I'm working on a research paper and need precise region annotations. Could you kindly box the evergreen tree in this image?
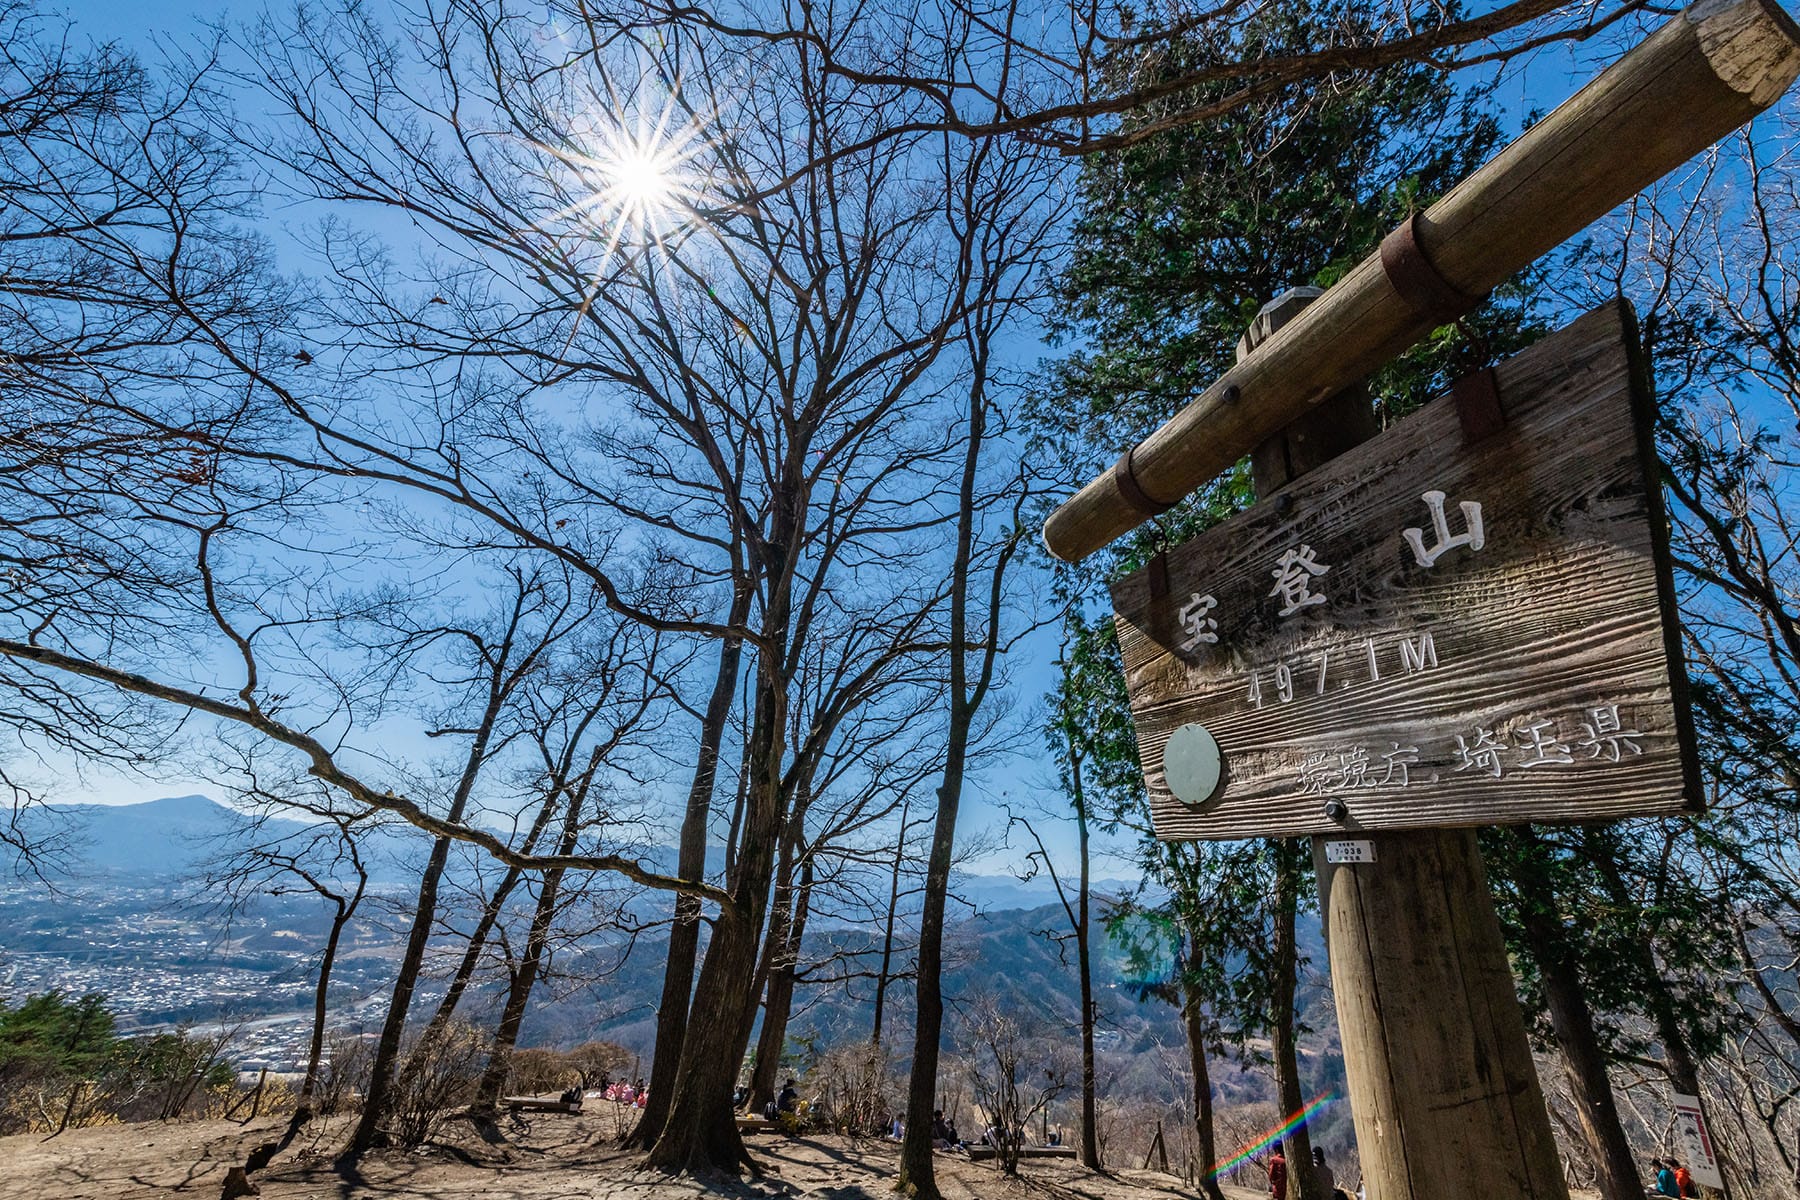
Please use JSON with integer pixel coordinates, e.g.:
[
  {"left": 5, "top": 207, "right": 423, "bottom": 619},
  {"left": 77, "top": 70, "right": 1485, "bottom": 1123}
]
[
  {"left": 1039, "top": 0, "right": 1532, "bottom": 581},
  {"left": 0, "top": 991, "right": 116, "bottom": 1085},
  {"left": 1036, "top": 5, "right": 1541, "bottom": 1198}
]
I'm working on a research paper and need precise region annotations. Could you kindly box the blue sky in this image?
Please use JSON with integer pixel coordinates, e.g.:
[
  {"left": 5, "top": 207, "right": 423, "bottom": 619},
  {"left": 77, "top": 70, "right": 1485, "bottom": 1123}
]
[{"left": 41, "top": 0, "right": 1780, "bottom": 880}]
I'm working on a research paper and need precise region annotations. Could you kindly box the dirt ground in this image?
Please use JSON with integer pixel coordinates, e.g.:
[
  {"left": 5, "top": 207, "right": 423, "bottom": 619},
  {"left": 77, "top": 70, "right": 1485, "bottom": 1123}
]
[{"left": 0, "top": 1108, "right": 1276, "bottom": 1200}]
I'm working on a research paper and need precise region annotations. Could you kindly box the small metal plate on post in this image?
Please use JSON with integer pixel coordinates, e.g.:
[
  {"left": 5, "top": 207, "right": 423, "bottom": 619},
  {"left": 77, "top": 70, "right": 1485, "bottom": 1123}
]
[
  {"left": 1163, "top": 723, "right": 1224, "bottom": 809},
  {"left": 1325, "top": 839, "right": 1377, "bottom": 865}
]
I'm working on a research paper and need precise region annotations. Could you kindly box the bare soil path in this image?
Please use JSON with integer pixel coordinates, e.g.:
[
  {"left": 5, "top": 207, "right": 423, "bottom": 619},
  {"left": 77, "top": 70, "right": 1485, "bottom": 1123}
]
[{"left": 0, "top": 1112, "right": 1275, "bottom": 1200}]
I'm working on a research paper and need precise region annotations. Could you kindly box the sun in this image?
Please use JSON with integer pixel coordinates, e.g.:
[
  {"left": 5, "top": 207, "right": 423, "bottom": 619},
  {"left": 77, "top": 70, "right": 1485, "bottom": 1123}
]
[
  {"left": 609, "top": 145, "right": 675, "bottom": 209},
  {"left": 529, "top": 67, "right": 732, "bottom": 316},
  {"left": 600, "top": 138, "right": 682, "bottom": 230},
  {"left": 539, "top": 86, "right": 716, "bottom": 257}
]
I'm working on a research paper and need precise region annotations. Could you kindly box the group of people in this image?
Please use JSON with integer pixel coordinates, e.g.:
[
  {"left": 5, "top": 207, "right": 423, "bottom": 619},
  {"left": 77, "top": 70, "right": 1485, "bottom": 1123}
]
[
  {"left": 926, "top": 1110, "right": 1063, "bottom": 1153},
  {"left": 601, "top": 1078, "right": 648, "bottom": 1108},
  {"left": 746, "top": 1078, "right": 803, "bottom": 1123},
  {"left": 1651, "top": 1157, "right": 1700, "bottom": 1197},
  {"left": 1266, "top": 1140, "right": 1358, "bottom": 1200},
  {"left": 892, "top": 1108, "right": 1061, "bottom": 1153}
]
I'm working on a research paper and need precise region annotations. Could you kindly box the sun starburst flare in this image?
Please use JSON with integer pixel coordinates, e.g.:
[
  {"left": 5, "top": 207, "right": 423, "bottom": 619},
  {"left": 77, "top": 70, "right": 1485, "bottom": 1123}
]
[
  {"left": 523, "top": 61, "right": 743, "bottom": 364},
  {"left": 537, "top": 81, "right": 722, "bottom": 270}
]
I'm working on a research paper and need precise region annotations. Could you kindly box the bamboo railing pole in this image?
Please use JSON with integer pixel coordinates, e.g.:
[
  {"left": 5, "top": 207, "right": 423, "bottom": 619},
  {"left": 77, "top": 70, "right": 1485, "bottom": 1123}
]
[{"left": 1041, "top": 0, "right": 1800, "bottom": 563}]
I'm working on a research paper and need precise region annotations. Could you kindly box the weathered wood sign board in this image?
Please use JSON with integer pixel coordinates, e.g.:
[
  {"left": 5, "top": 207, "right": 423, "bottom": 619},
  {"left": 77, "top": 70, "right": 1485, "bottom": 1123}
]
[{"left": 1113, "top": 301, "right": 1701, "bottom": 840}]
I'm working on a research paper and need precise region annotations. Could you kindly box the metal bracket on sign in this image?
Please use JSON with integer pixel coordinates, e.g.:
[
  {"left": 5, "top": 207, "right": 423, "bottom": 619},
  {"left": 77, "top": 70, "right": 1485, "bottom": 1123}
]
[
  {"left": 1452, "top": 367, "right": 1505, "bottom": 444},
  {"left": 1148, "top": 551, "right": 1170, "bottom": 600},
  {"left": 1112, "top": 446, "right": 1173, "bottom": 518}
]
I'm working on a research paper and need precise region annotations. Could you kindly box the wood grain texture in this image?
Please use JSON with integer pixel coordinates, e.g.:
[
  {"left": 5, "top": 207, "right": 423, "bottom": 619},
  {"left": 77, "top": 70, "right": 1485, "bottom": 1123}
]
[
  {"left": 1042, "top": 0, "right": 1800, "bottom": 562},
  {"left": 1115, "top": 302, "right": 1700, "bottom": 841},
  {"left": 1316, "top": 830, "right": 1570, "bottom": 1200}
]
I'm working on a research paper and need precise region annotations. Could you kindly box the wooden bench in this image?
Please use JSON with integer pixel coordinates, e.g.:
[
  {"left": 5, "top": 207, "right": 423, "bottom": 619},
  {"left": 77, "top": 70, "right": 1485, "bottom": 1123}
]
[
  {"left": 503, "top": 1095, "right": 582, "bottom": 1114},
  {"left": 966, "top": 1145, "right": 1077, "bottom": 1162},
  {"left": 737, "top": 1116, "right": 774, "bottom": 1134}
]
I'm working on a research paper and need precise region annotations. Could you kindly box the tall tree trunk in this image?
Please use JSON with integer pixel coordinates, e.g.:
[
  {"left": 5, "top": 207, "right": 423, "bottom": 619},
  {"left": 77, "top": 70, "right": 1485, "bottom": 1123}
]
[
  {"left": 347, "top": 835, "right": 473, "bottom": 1152},
  {"left": 871, "top": 801, "right": 909, "bottom": 1048},
  {"left": 900, "top": 346, "right": 999, "bottom": 1200},
  {"left": 632, "top": 588, "right": 748, "bottom": 1146},
  {"left": 345, "top": 655, "right": 512, "bottom": 1158},
  {"left": 1072, "top": 762, "right": 1100, "bottom": 1170},
  {"left": 1516, "top": 897, "right": 1641, "bottom": 1200},
  {"left": 1179, "top": 963, "right": 1227, "bottom": 1200},
  {"left": 749, "top": 855, "right": 814, "bottom": 1113},
  {"left": 642, "top": 596, "right": 790, "bottom": 1174},
  {"left": 898, "top": 772, "right": 962, "bottom": 1199},
  {"left": 345, "top": 834, "right": 454, "bottom": 1154},
  {"left": 641, "top": 808, "right": 780, "bottom": 1171},
  {"left": 1271, "top": 845, "right": 1323, "bottom": 1200},
  {"left": 741, "top": 826, "right": 800, "bottom": 1077}
]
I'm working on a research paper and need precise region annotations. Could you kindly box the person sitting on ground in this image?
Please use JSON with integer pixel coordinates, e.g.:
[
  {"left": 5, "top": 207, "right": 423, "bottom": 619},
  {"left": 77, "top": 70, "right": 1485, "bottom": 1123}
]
[
  {"left": 778, "top": 1079, "right": 800, "bottom": 1114},
  {"left": 1673, "top": 1161, "right": 1697, "bottom": 1198},
  {"left": 1268, "top": 1139, "right": 1288, "bottom": 1200},
  {"left": 1654, "top": 1158, "right": 1680, "bottom": 1196},
  {"left": 931, "top": 1109, "right": 958, "bottom": 1149}
]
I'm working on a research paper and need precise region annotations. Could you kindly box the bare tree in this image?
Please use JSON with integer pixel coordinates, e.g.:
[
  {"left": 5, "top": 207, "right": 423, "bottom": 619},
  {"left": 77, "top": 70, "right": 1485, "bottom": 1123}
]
[
  {"left": 957, "top": 991, "right": 1074, "bottom": 1176},
  {"left": 605, "top": 0, "right": 1662, "bottom": 165},
  {"left": 897, "top": 115, "right": 1060, "bottom": 1200}
]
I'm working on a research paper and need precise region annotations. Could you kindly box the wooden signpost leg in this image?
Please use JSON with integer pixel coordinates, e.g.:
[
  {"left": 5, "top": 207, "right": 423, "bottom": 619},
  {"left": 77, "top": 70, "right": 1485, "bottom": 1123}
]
[
  {"left": 1241, "top": 292, "right": 1568, "bottom": 1200},
  {"left": 1314, "top": 830, "right": 1567, "bottom": 1200}
]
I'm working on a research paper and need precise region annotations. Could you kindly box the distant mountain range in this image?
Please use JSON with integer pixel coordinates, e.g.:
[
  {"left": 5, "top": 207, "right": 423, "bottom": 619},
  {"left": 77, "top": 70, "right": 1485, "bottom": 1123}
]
[
  {"left": 2, "top": 795, "right": 1348, "bottom": 1145},
  {"left": 15, "top": 795, "right": 427, "bottom": 885},
  {"left": 15, "top": 795, "right": 1140, "bottom": 914}
]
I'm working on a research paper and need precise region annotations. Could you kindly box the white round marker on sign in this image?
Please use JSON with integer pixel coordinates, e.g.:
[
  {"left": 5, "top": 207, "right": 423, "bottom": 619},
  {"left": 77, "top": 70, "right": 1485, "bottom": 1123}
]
[{"left": 1163, "top": 722, "right": 1224, "bottom": 808}]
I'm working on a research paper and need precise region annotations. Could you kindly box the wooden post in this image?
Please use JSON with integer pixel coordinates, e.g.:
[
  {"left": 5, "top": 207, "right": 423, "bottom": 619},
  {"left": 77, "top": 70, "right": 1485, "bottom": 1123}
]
[
  {"left": 1242, "top": 292, "right": 1568, "bottom": 1200},
  {"left": 1043, "top": 0, "right": 1800, "bottom": 563},
  {"left": 1315, "top": 831, "right": 1567, "bottom": 1200}
]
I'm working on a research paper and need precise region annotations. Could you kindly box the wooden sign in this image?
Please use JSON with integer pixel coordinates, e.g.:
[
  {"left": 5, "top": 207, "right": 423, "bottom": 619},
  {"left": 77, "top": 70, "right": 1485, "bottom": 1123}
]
[{"left": 1113, "top": 301, "right": 1700, "bottom": 841}]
